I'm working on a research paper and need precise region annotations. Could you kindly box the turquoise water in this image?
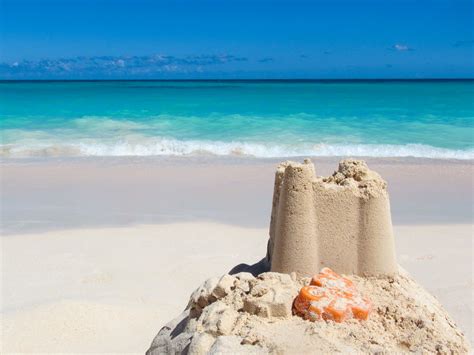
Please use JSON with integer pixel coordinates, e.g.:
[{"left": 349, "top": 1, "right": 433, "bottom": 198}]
[{"left": 1, "top": 80, "right": 473, "bottom": 159}]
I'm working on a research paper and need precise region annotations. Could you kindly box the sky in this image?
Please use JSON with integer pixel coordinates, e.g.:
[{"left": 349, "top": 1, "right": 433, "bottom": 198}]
[{"left": 0, "top": 0, "right": 473, "bottom": 79}]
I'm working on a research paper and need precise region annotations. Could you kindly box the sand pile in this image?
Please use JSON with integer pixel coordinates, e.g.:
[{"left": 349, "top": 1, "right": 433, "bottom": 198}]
[
  {"left": 146, "top": 159, "right": 471, "bottom": 353},
  {"left": 147, "top": 270, "right": 470, "bottom": 354}
]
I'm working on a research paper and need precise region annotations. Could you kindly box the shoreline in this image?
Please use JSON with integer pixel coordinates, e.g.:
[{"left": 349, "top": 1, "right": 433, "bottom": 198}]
[{"left": 2, "top": 155, "right": 473, "bottom": 165}]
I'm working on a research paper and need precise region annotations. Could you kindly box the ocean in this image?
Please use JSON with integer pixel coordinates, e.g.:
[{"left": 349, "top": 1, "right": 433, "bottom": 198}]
[{"left": 1, "top": 80, "right": 473, "bottom": 159}]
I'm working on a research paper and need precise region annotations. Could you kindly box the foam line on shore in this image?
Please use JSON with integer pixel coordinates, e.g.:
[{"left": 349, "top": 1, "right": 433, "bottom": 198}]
[{"left": 1, "top": 139, "right": 473, "bottom": 159}]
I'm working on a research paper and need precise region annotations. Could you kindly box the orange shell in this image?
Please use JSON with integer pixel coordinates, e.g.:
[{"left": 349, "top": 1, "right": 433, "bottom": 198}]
[{"left": 293, "top": 267, "right": 372, "bottom": 323}]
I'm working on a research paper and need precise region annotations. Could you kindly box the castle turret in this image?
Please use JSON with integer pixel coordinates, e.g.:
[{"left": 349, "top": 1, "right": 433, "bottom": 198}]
[{"left": 270, "top": 159, "right": 320, "bottom": 275}]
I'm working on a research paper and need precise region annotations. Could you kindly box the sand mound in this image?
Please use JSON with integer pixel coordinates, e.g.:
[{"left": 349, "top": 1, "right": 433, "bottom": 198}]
[{"left": 146, "top": 270, "right": 470, "bottom": 354}]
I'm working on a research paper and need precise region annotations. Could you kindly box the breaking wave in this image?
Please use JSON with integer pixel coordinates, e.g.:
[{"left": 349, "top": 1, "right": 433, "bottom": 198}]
[{"left": 1, "top": 138, "right": 473, "bottom": 160}]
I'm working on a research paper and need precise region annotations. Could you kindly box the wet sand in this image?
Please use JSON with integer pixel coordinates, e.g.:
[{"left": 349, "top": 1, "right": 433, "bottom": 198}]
[{"left": 1, "top": 156, "right": 472, "bottom": 234}]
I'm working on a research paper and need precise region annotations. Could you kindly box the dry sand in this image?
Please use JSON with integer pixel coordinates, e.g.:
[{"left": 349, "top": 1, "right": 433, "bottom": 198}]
[
  {"left": 1, "top": 223, "right": 267, "bottom": 353},
  {"left": 1, "top": 223, "right": 472, "bottom": 353}
]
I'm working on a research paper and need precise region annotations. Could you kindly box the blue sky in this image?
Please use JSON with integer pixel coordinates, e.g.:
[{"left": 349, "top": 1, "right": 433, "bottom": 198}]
[{"left": 0, "top": 0, "right": 473, "bottom": 79}]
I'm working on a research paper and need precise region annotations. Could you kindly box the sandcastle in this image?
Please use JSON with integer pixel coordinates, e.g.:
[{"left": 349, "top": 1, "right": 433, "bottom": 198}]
[
  {"left": 268, "top": 159, "right": 397, "bottom": 276},
  {"left": 146, "top": 159, "right": 471, "bottom": 354}
]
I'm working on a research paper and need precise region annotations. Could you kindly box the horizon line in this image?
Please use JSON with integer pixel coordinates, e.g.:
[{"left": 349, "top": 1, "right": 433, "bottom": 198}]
[{"left": 1, "top": 78, "right": 474, "bottom": 83}]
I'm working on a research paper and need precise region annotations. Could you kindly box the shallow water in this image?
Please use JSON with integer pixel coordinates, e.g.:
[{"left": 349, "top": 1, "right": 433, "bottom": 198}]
[{"left": 1, "top": 80, "right": 473, "bottom": 159}]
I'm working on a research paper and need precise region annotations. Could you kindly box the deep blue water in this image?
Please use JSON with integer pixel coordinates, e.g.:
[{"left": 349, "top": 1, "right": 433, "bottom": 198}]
[{"left": 1, "top": 80, "right": 473, "bottom": 159}]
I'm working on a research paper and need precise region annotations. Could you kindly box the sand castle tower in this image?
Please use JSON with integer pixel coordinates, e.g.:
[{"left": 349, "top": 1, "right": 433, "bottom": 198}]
[{"left": 269, "top": 159, "right": 397, "bottom": 276}]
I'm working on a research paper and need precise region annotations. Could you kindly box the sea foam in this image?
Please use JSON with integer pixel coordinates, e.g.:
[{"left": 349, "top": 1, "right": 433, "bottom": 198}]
[{"left": 1, "top": 138, "right": 473, "bottom": 159}]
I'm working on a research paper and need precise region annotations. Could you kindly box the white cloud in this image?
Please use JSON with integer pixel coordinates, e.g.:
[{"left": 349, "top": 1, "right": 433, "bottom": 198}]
[
  {"left": 0, "top": 54, "right": 249, "bottom": 78},
  {"left": 393, "top": 44, "right": 412, "bottom": 51}
]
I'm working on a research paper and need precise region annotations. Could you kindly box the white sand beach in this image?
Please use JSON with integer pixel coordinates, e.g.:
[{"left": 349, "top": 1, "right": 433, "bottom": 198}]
[{"left": 1, "top": 157, "right": 473, "bottom": 353}]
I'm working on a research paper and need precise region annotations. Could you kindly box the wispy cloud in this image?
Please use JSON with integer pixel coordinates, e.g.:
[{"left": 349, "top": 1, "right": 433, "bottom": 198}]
[
  {"left": 0, "top": 54, "right": 249, "bottom": 79},
  {"left": 391, "top": 44, "right": 414, "bottom": 52},
  {"left": 258, "top": 57, "right": 274, "bottom": 63},
  {"left": 453, "top": 40, "right": 474, "bottom": 47}
]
